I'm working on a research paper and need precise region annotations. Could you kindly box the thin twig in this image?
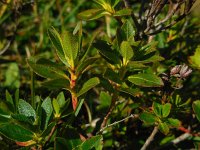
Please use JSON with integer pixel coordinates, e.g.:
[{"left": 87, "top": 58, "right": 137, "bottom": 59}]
[
  {"left": 141, "top": 126, "right": 159, "bottom": 150},
  {"left": 97, "top": 114, "right": 138, "bottom": 134}
]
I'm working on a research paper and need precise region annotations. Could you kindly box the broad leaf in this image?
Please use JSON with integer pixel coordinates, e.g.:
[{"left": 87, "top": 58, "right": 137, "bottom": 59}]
[
  {"left": 27, "top": 58, "right": 69, "bottom": 79},
  {"left": 0, "top": 123, "right": 34, "bottom": 142},
  {"left": 57, "top": 92, "right": 66, "bottom": 108},
  {"left": 193, "top": 100, "right": 200, "bottom": 122},
  {"left": 42, "top": 78, "right": 70, "bottom": 90},
  {"left": 53, "top": 98, "right": 60, "bottom": 116},
  {"left": 139, "top": 112, "right": 156, "bottom": 125},
  {"left": 119, "top": 87, "right": 142, "bottom": 97},
  {"left": 153, "top": 102, "right": 162, "bottom": 117},
  {"left": 189, "top": 47, "right": 200, "bottom": 69},
  {"left": 167, "top": 118, "right": 181, "bottom": 127},
  {"left": 128, "top": 73, "right": 164, "bottom": 87},
  {"left": 114, "top": 8, "right": 132, "bottom": 17},
  {"left": 121, "top": 19, "right": 135, "bottom": 41},
  {"left": 104, "top": 68, "right": 122, "bottom": 84},
  {"left": 162, "top": 103, "right": 171, "bottom": 118},
  {"left": 18, "top": 99, "right": 36, "bottom": 123},
  {"left": 77, "top": 77, "right": 100, "bottom": 97},
  {"left": 48, "top": 27, "right": 68, "bottom": 66}
]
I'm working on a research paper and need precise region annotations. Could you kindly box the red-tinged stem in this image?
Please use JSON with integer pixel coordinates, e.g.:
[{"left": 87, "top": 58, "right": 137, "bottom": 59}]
[{"left": 70, "top": 69, "right": 78, "bottom": 110}]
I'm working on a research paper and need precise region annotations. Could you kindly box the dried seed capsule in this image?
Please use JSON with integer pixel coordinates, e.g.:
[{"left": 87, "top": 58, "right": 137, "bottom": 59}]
[{"left": 170, "top": 65, "right": 181, "bottom": 75}]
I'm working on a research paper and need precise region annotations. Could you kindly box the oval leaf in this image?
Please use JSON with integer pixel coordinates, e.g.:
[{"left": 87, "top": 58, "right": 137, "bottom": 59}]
[
  {"left": 193, "top": 100, "right": 200, "bottom": 122},
  {"left": 128, "top": 73, "right": 164, "bottom": 87}
]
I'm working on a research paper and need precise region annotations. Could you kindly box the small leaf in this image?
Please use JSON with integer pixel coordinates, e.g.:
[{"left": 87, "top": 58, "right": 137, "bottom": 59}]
[
  {"left": 159, "top": 122, "right": 169, "bottom": 135},
  {"left": 189, "top": 47, "right": 200, "bottom": 69},
  {"left": 6, "top": 90, "right": 14, "bottom": 112},
  {"left": 53, "top": 98, "right": 60, "bottom": 116},
  {"left": 57, "top": 92, "right": 66, "bottom": 108},
  {"left": 139, "top": 112, "right": 156, "bottom": 125},
  {"left": 77, "top": 9, "right": 105, "bottom": 20},
  {"left": 42, "top": 78, "right": 70, "bottom": 90},
  {"left": 77, "top": 77, "right": 100, "bottom": 97},
  {"left": 162, "top": 103, "right": 171, "bottom": 118},
  {"left": 0, "top": 123, "right": 34, "bottom": 142},
  {"left": 48, "top": 27, "right": 68, "bottom": 66},
  {"left": 120, "top": 41, "right": 134, "bottom": 64},
  {"left": 114, "top": 8, "right": 132, "bottom": 16},
  {"left": 119, "top": 87, "right": 142, "bottom": 97},
  {"left": 18, "top": 99, "right": 36, "bottom": 123},
  {"left": 167, "top": 118, "right": 181, "bottom": 127},
  {"left": 193, "top": 100, "right": 200, "bottom": 122},
  {"left": 128, "top": 73, "right": 164, "bottom": 87},
  {"left": 27, "top": 58, "right": 69, "bottom": 79},
  {"left": 121, "top": 19, "right": 135, "bottom": 41},
  {"left": 97, "top": 92, "right": 112, "bottom": 110},
  {"left": 153, "top": 102, "right": 162, "bottom": 117}
]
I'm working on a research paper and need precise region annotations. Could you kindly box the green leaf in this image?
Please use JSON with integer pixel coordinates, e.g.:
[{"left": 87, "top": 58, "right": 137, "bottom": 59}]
[
  {"left": 193, "top": 100, "right": 200, "bottom": 122},
  {"left": 41, "top": 122, "right": 56, "bottom": 137},
  {"left": 42, "top": 78, "right": 70, "bottom": 90},
  {"left": 57, "top": 92, "right": 66, "bottom": 108},
  {"left": 93, "top": 40, "right": 121, "bottom": 64},
  {"left": 189, "top": 46, "right": 200, "bottom": 69},
  {"left": 104, "top": 68, "right": 122, "bottom": 84},
  {"left": 167, "top": 118, "right": 181, "bottom": 127},
  {"left": 120, "top": 41, "right": 134, "bottom": 64},
  {"left": 6, "top": 90, "right": 14, "bottom": 112},
  {"left": 77, "top": 9, "right": 105, "bottom": 20},
  {"left": 14, "top": 89, "right": 19, "bottom": 111},
  {"left": 162, "top": 103, "right": 171, "bottom": 118},
  {"left": 119, "top": 87, "right": 142, "bottom": 97},
  {"left": 11, "top": 114, "right": 33, "bottom": 124},
  {"left": 77, "top": 77, "right": 100, "bottom": 97},
  {"left": 62, "top": 31, "right": 79, "bottom": 68},
  {"left": 158, "top": 122, "right": 169, "bottom": 135},
  {"left": 53, "top": 98, "right": 60, "bottom": 116},
  {"left": 121, "top": 19, "right": 135, "bottom": 41},
  {"left": 135, "top": 55, "right": 164, "bottom": 64},
  {"left": 75, "top": 99, "right": 84, "bottom": 116},
  {"left": 27, "top": 58, "right": 69, "bottom": 79},
  {"left": 139, "top": 112, "right": 156, "bottom": 125},
  {"left": 160, "top": 135, "right": 175, "bottom": 145},
  {"left": 114, "top": 8, "right": 132, "bottom": 16},
  {"left": 55, "top": 137, "right": 68, "bottom": 150},
  {"left": 153, "top": 102, "right": 162, "bottom": 117},
  {"left": 74, "top": 135, "right": 103, "bottom": 150},
  {"left": 0, "top": 123, "right": 34, "bottom": 142},
  {"left": 128, "top": 73, "right": 164, "bottom": 87},
  {"left": 41, "top": 97, "right": 53, "bottom": 130},
  {"left": 48, "top": 27, "right": 68, "bottom": 66},
  {"left": 18, "top": 99, "right": 36, "bottom": 123},
  {"left": 97, "top": 91, "right": 112, "bottom": 110}
]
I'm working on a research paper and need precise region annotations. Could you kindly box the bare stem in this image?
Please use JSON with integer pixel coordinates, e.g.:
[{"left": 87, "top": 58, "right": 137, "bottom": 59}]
[
  {"left": 98, "top": 114, "right": 138, "bottom": 134},
  {"left": 141, "top": 126, "right": 158, "bottom": 150}
]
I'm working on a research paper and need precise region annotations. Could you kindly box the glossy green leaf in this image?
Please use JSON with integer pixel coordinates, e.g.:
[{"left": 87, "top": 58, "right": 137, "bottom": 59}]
[
  {"left": 48, "top": 27, "right": 68, "bottom": 66},
  {"left": 27, "top": 58, "right": 69, "bottom": 79},
  {"left": 41, "top": 97, "right": 53, "bottom": 130},
  {"left": 62, "top": 31, "right": 79, "bottom": 68},
  {"left": 77, "top": 77, "right": 100, "bottom": 97},
  {"left": 167, "top": 118, "right": 181, "bottom": 127},
  {"left": 158, "top": 122, "right": 169, "bottom": 135},
  {"left": 0, "top": 123, "right": 34, "bottom": 142},
  {"left": 128, "top": 73, "right": 164, "bottom": 87},
  {"left": 11, "top": 114, "right": 33, "bottom": 124},
  {"left": 42, "top": 78, "right": 70, "bottom": 90},
  {"left": 93, "top": 40, "right": 121, "bottom": 64},
  {"left": 18, "top": 99, "right": 36, "bottom": 123},
  {"left": 5, "top": 90, "right": 14, "bottom": 112},
  {"left": 193, "top": 100, "right": 200, "bottom": 122},
  {"left": 139, "top": 112, "right": 156, "bottom": 125},
  {"left": 74, "top": 135, "right": 103, "bottom": 150},
  {"left": 120, "top": 41, "right": 134, "bottom": 64},
  {"left": 114, "top": 8, "right": 132, "bottom": 16},
  {"left": 162, "top": 103, "right": 171, "bottom": 118},
  {"left": 97, "top": 91, "right": 112, "bottom": 110},
  {"left": 77, "top": 9, "right": 105, "bottom": 20}
]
